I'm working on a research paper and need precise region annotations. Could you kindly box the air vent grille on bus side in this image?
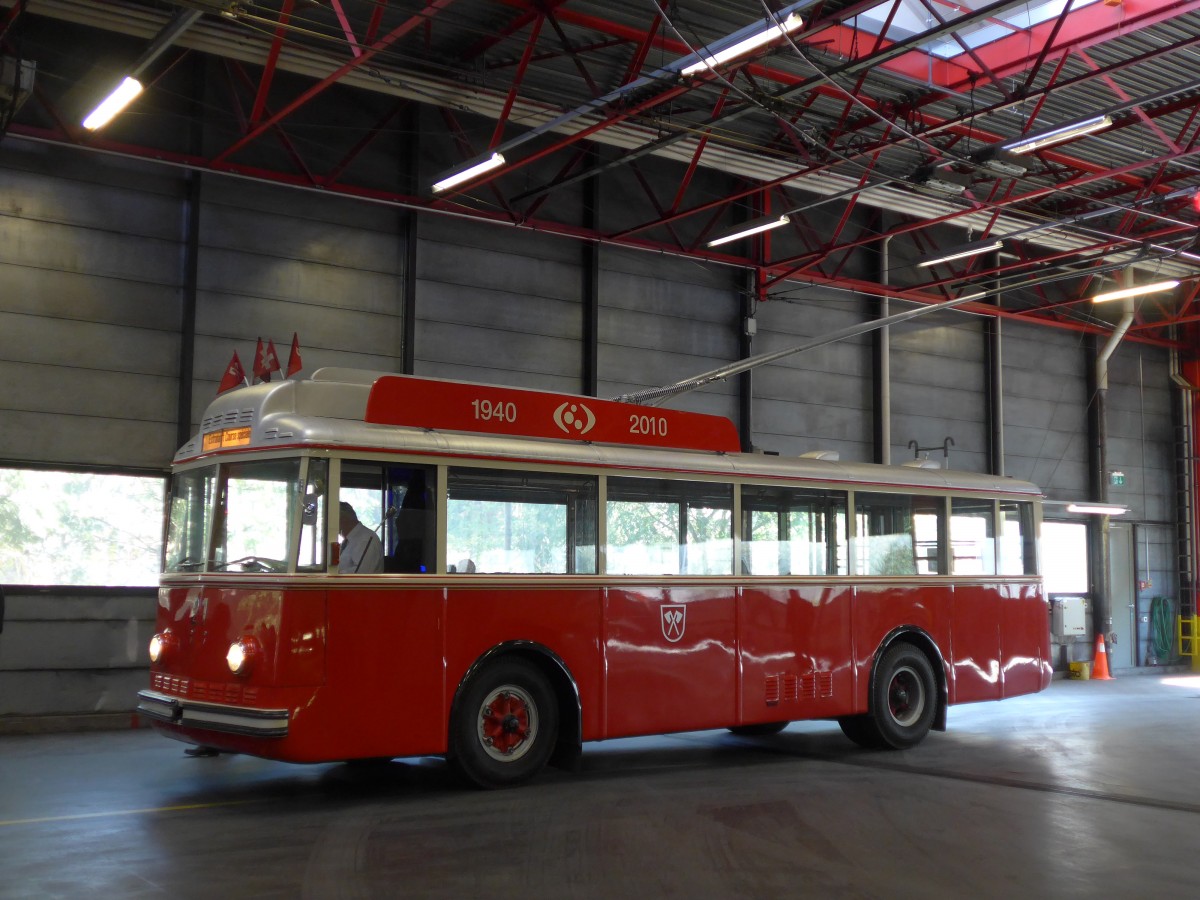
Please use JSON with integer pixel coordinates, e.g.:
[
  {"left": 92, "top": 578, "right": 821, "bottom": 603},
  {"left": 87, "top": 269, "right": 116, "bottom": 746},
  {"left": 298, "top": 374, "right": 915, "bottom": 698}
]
[
  {"left": 200, "top": 409, "right": 256, "bottom": 432},
  {"left": 764, "top": 672, "right": 834, "bottom": 706}
]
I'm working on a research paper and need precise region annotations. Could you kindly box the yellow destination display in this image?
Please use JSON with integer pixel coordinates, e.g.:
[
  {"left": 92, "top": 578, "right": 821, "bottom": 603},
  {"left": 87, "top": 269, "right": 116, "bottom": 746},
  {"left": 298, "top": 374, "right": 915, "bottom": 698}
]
[{"left": 202, "top": 427, "right": 252, "bottom": 452}]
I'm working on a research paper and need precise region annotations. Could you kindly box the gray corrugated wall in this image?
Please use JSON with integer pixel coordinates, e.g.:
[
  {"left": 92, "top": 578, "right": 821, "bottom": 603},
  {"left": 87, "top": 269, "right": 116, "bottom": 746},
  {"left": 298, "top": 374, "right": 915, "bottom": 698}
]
[
  {"left": 1106, "top": 348, "right": 1173, "bottom": 523},
  {"left": 416, "top": 215, "right": 586, "bottom": 392},
  {"left": 597, "top": 245, "right": 740, "bottom": 421},
  {"left": 889, "top": 317, "right": 988, "bottom": 473},
  {"left": 191, "top": 175, "right": 407, "bottom": 424},
  {"left": 1002, "top": 324, "right": 1091, "bottom": 497},
  {"left": 0, "top": 145, "right": 184, "bottom": 469},
  {"left": 753, "top": 289, "right": 873, "bottom": 460},
  {"left": 0, "top": 590, "right": 154, "bottom": 720}
]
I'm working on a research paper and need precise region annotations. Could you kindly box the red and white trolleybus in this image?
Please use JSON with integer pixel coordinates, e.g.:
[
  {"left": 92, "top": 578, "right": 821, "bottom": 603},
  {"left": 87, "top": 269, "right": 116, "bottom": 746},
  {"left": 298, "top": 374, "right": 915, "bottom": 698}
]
[{"left": 138, "top": 368, "right": 1051, "bottom": 787}]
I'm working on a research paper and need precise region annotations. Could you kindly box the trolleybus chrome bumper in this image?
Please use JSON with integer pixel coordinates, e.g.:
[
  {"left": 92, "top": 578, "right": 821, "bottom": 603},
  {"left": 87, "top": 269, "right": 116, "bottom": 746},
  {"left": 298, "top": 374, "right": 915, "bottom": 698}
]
[{"left": 137, "top": 690, "right": 289, "bottom": 738}]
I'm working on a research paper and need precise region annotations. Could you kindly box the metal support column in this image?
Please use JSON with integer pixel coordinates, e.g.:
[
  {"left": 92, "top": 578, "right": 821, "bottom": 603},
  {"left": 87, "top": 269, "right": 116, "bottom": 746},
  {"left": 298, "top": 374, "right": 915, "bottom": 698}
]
[
  {"left": 739, "top": 269, "right": 758, "bottom": 452},
  {"left": 582, "top": 142, "right": 600, "bottom": 397},
  {"left": 873, "top": 234, "right": 892, "bottom": 465},
  {"left": 984, "top": 250, "right": 1004, "bottom": 476},
  {"left": 1087, "top": 334, "right": 1113, "bottom": 649},
  {"left": 177, "top": 171, "right": 199, "bottom": 449},
  {"left": 399, "top": 102, "right": 418, "bottom": 374},
  {"left": 175, "top": 52, "right": 205, "bottom": 448}
]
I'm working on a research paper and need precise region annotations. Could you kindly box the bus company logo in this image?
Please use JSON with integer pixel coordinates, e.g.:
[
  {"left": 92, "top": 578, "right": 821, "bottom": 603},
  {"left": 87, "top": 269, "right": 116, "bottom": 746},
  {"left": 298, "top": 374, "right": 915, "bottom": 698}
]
[
  {"left": 552, "top": 401, "right": 596, "bottom": 437},
  {"left": 661, "top": 605, "right": 686, "bottom": 643}
]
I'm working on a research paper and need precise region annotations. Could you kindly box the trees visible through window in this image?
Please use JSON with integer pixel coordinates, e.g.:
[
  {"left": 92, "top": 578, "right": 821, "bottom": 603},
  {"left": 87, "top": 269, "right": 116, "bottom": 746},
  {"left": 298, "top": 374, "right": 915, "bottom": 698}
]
[
  {"left": 447, "top": 468, "right": 597, "bottom": 574},
  {"left": 742, "top": 485, "right": 848, "bottom": 576},
  {"left": 607, "top": 478, "right": 732, "bottom": 575},
  {"left": 855, "top": 493, "right": 944, "bottom": 575},
  {"left": 0, "top": 467, "right": 165, "bottom": 587}
]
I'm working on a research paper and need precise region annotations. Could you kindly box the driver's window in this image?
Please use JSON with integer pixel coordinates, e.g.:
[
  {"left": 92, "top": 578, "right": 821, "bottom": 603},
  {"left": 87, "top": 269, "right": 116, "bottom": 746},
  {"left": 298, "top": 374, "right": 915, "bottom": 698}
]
[
  {"left": 339, "top": 461, "right": 386, "bottom": 574},
  {"left": 338, "top": 460, "right": 437, "bottom": 574}
]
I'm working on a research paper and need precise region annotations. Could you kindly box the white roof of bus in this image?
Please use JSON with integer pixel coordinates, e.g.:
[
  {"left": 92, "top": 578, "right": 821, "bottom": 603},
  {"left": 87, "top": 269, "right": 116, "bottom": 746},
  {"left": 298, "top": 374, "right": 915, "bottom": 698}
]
[{"left": 179, "top": 370, "right": 1041, "bottom": 498}]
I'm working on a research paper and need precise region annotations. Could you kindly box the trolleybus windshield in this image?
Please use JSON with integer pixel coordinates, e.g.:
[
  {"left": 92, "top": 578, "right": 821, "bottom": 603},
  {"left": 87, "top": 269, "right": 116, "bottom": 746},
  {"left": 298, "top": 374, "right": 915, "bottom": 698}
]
[{"left": 164, "top": 457, "right": 329, "bottom": 575}]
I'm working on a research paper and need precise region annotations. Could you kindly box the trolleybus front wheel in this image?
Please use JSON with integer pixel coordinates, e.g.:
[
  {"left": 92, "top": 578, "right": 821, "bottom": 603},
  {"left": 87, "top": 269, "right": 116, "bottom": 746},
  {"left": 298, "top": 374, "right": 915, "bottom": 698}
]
[{"left": 449, "top": 658, "right": 559, "bottom": 789}]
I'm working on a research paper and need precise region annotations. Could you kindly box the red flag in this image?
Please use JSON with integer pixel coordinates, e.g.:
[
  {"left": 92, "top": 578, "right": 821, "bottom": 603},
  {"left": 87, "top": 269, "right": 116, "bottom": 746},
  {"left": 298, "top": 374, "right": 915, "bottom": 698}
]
[
  {"left": 252, "top": 338, "right": 269, "bottom": 383},
  {"left": 286, "top": 332, "right": 303, "bottom": 378},
  {"left": 264, "top": 339, "right": 282, "bottom": 379},
  {"left": 255, "top": 336, "right": 270, "bottom": 381},
  {"left": 217, "top": 351, "right": 246, "bottom": 394}
]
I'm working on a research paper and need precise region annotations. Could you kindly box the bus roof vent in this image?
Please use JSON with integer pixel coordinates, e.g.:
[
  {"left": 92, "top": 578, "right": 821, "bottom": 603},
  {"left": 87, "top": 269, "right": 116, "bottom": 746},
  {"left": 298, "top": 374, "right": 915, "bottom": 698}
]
[
  {"left": 902, "top": 458, "right": 944, "bottom": 469},
  {"left": 201, "top": 408, "right": 255, "bottom": 431},
  {"left": 800, "top": 450, "right": 839, "bottom": 461}
]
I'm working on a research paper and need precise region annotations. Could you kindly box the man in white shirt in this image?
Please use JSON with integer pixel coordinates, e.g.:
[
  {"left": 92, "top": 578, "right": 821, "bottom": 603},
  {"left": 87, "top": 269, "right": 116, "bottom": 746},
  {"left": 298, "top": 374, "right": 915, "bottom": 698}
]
[{"left": 338, "top": 502, "right": 383, "bottom": 573}]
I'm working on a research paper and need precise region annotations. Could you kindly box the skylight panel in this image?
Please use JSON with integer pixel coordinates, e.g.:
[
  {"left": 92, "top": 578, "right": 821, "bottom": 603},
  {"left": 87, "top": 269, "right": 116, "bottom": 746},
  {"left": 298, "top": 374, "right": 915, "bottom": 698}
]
[{"left": 853, "top": 0, "right": 1103, "bottom": 61}]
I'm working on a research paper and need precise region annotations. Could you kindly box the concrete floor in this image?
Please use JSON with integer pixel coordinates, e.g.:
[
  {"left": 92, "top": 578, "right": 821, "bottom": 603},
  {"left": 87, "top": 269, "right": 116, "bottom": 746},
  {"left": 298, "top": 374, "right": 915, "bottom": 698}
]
[{"left": 2, "top": 675, "right": 1199, "bottom": 899}]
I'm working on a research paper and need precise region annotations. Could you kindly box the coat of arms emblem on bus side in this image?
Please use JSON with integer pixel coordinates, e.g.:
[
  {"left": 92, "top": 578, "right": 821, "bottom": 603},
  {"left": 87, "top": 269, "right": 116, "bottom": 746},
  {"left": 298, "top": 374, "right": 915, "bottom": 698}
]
[
  {"left": 552, "top": 401, "right": 596, "bottom": 436},
  {"left": 661, "top": 605, "right": 686, "bottom": 642}
]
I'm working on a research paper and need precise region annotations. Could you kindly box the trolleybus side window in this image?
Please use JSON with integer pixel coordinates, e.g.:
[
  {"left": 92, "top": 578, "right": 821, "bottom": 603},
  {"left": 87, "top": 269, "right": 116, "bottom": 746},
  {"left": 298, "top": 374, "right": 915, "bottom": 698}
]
[
  {"left": 950, "top": 497, "right": 997, "bottom": 575},
  {"left": 606, "top": 478, "right": 733, "bottom": 576},
  {"left": 446, "top": 468, "right": 598, "bottom": 574},
  {"left": 855, "top": 492, "right": 945, "bottom": 576},
  {"left": 998, "top": 500, "right": 1037, "bottom": 575},
  {"left": 740, "top": 485, "right": 848, "bottom": 576},
  {"left": 339, "top": 461, "right": 437, "bottom": 574}
]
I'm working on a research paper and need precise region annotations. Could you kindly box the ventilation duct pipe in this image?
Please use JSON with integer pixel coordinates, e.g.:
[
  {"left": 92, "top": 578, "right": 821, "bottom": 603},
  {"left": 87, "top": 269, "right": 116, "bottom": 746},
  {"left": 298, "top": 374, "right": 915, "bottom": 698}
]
[{"left": 1092, "top": 295, "right": 1135, "bottom": 655}]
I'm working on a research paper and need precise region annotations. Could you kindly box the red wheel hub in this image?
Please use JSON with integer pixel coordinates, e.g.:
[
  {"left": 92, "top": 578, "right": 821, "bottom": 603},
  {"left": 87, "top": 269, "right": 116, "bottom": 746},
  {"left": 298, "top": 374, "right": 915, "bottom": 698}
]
[{"left": 481, "top": 690, "right": 530, "bottom": 755}]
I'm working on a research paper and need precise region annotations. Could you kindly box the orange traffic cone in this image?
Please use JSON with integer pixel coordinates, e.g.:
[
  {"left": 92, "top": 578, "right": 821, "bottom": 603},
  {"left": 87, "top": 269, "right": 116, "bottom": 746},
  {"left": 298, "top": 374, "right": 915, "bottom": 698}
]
[{"left": 1092, "top": 633, "right": 1114, "bottom": 680}]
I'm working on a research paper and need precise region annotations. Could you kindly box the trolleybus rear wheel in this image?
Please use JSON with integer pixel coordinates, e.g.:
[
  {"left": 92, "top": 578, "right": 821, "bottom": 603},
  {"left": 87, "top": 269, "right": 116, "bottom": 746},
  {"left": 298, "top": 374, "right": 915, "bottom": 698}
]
[
  {"left": 450, "top": 658, "right": 559, "bottom": 789},
  {"left": 870, "top": 642, "right": 937, "bottom": 749}
]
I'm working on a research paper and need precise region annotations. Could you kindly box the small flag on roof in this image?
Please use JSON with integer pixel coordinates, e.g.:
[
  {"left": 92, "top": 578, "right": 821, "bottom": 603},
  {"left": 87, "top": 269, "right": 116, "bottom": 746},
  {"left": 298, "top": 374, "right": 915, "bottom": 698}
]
[{"left": 217, "top": 351, "right": 247, "bottom": 395}]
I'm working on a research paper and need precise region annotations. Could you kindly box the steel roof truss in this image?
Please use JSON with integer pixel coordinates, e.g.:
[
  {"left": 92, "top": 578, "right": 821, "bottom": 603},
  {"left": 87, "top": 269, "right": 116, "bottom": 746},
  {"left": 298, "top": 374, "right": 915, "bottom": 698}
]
[{"left": 212, "top": 0, "right": 460, "bottom": 167}]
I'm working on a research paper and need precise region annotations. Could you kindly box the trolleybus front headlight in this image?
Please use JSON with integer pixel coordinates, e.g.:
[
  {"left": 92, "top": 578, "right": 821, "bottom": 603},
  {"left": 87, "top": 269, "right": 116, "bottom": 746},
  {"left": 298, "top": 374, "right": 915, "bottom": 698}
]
[
  {"left": 226, "top": 636, "right": 261, "bottom": 676},
  {"left": 148, "top": 630, "right": 176, "bottom": 664}
]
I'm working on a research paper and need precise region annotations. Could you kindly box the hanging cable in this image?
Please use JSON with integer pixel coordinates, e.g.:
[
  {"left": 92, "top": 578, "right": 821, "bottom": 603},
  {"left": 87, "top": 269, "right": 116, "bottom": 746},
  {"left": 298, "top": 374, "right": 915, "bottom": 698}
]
[{"left": 1150, "top": 596, "right": 1175, "bottom": 662}]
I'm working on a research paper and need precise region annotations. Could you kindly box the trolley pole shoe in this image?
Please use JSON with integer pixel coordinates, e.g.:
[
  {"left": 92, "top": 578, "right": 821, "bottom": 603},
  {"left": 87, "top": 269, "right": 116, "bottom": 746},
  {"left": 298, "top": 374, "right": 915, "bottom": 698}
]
[{"left": 1092, "top": 633, "right": 1114, "bottom": 680}]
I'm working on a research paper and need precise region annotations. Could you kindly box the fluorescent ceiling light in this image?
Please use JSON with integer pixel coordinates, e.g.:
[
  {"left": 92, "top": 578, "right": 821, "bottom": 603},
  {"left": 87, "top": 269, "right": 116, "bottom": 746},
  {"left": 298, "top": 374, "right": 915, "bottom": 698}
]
[
  {"left": 1066, "top": 503, "right": 1128, "bottom": 516},
  {"left": 1092, "top": 280, "right": 1179, "bottom": 303},
  {"left": 681, "top": 13, "right": 804, "bottom": 76},
  {"left": 82, "top": 76, "right": 143, "bottom": 130},
  {"left": 1004, "top": 115, "right": 1112, "bottom": 155},
  {"left": 432, "top": 152, "right": 506, "bottom": 193},
  {"left": 971, "top": 147, "right": 1031, "bottom": 178},
  {"left": 918, "top": 240, "right": 1004, "bottom": 268},
  {"left": 707, "top": 214, "right": 790, "bottom": 248}
]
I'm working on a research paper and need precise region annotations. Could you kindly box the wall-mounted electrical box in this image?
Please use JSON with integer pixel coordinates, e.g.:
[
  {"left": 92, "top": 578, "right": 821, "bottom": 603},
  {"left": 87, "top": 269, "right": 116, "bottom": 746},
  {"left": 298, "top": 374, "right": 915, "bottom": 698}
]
[{"left": 1051, "top": 594, "right": 1088, "bottom": 637}]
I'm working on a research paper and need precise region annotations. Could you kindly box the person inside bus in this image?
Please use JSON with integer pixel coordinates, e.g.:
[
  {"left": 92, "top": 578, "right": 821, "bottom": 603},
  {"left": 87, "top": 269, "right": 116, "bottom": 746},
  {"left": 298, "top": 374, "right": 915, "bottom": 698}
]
[{"left": 338, "top": 502, "right": 384, "bottom": 574}]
